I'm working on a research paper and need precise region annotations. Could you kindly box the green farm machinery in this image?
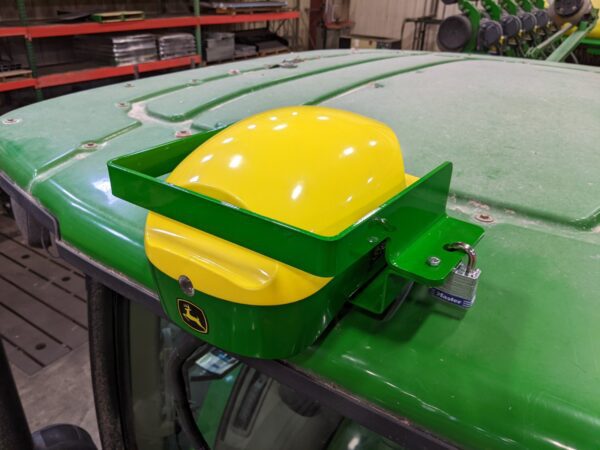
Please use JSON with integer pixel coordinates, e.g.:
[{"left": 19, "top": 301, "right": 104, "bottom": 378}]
[{"left": 437, "top": 0, "right": 600, "bottom": 63}]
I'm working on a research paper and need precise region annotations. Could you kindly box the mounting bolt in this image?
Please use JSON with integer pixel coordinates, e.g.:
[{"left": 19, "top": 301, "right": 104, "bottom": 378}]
[
  {"left": 474, "top": 213, "right": 494, "bottom": 223},
  {"left": 427, "top": 256, "right": 441, "bottom": 267},
  {"left": 82, "top": 142, "right": 98, "bottom": 149},
  {"left": 116, "top": 101, "right": 129, "bottom": 108},
  {"left": 124, "top": 83, "right": 134, "bottom": 88},
  {"left": 179, "top": 275, "right": 195, "bottom": 296},
  {"left": 2, "top": 118, "right": 21, "bottom": 125},
  {"left": 175, "top": 129, "right": 192, "bottom": 138}
]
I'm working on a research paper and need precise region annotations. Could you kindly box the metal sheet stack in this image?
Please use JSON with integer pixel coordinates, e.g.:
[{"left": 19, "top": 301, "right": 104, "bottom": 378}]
[
  {"left": 234, "top": 44, "right": 257, "bottom": 58},
  {"left": 157, "top": 33, "right": 196, "bottom": 60},
  {"left": 202, "top": 32, "right": 235, "bottom": 62},
  {"left": 199, "top": 1, "right": 288, "bottom": 13},
  {"left": 74, "top": 34, "right": 158, "bottom": 66}
]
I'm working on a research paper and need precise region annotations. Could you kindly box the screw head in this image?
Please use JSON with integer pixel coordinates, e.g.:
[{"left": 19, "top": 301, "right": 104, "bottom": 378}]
[
  {"left": 82, "top": 142, "right": 98, "bottom": 149},
  {"left": 475, "top": 213, "right": 494, "bottom": 223},
  {"left": 2, "top": 118, "right": 20, "bottom": 125},
  {"left": 427, "top": 256, "right": 441, "bottom": 267},
  {"left": 175, "top": 129, "right": 192, "bottom": 138},
  {"left": 116, "top": 101, "right": 129, "bottom": 108},
  {"left": 179, "top": 275, "right": 195, "bottom": 296},
  {"left": 124, "top": 83, "right": 134, "bottom": 88}
]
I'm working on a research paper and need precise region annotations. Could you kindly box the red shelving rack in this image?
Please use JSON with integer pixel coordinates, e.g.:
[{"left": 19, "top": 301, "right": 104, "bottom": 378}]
[
  {"left": 37, "top": 55, "right": 202, "bottom": 88},
  {"left": 0, "top": 26, "right": 26, "bottom": 38},
  {"left": 0, "top": 78, "right": 36, "bottom": 93},
  {"left": 0, "top": 10, "right": 300, "bottom": 93}
]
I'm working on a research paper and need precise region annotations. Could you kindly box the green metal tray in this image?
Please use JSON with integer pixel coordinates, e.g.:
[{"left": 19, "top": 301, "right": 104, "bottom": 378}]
[{"left": 107, "top": 130, "right": 484, "bottom": 285}]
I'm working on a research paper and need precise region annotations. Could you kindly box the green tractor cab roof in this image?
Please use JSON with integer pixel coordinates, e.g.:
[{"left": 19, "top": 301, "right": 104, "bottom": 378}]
[{"left": 1, "top": 49, "right": 600, "bottom": 449}]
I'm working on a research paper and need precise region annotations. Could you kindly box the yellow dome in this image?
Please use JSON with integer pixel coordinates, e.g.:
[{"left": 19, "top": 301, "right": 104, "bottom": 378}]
[
  {"left": 167, "top": 106, "right": 407, "bottom": 236},
  {"left": 145, "top": 106, "right": 413, "bottom": 305}
]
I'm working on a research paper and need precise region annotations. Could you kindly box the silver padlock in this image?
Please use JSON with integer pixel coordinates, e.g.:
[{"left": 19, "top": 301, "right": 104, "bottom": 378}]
[{"left": 429, "top": 242, "right": 481, "bottom": 309}]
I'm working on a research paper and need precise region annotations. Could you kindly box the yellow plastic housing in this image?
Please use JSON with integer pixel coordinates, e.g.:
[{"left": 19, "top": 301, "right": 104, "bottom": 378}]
[
  {"left": 590, "top": 0, "right": 600, "bottom": 38},
  {"left": 146, "top": 106, "right": 413, "bottom": 305}
]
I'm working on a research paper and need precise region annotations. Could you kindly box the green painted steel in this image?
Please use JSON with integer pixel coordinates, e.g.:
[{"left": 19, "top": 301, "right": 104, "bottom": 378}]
[
  {"left": 481, "top": 0, "right": 503, "bottom": 21},
  {"left": 109, "top": 138, "right": 482, "bottom": 357},
  {"left": 154, "top": 247, "right": 381, "bottom": 358},
  {"left": 546, "top": 13, "right": 599, "bottom": 61},
  {"left": 450, "top": 0, "right": 599, "bottom": 61},
  {"left": 1, "top": 50, "right": 600, "bottom": 448},
  {"left": 108, "top": 142, "right": 482, "bottom": 280},
  {"left": 456, "top": 0, "right": 482, "bottom": 53}
]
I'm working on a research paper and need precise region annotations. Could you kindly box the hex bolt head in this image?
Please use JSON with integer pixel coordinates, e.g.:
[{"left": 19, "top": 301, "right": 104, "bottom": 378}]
[
  {"left": 175, "top": 129, "right": 192, "bottom": 138},
  {"left": 427, "top": 256, "right": 441, "bottom": 267},
  {"left": 475, "top": 213, "right": 494, "bottom": 223},
  {"left": 179, "top": 275, "right": 195, "bottom": 296}
]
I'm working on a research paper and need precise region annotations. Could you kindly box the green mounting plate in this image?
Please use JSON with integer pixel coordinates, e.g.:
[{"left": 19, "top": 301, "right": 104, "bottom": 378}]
[{"left": 107, "top": 130, "right": 484, "bottom": 285}]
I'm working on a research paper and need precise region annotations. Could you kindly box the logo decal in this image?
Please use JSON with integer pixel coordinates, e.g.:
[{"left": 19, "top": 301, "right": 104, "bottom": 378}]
[{"left": 177, "top": 299, "right": 208, "bottom": 334}]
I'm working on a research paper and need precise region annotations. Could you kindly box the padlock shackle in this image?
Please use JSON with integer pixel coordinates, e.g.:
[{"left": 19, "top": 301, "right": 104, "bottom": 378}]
[{"left": 445, "top": 242, "right": 477, "bottom": 275}]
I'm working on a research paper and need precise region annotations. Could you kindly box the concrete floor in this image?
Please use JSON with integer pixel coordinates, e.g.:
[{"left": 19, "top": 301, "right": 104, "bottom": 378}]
[
  {"left": 11, "top": 343, "right": 101, "bottom": 448},
  {"left": 0, "top": 208, "right": 101, "bottom": 448}
]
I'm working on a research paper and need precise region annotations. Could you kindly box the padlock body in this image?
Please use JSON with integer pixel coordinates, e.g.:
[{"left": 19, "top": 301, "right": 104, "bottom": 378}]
[{"left": 430, "top": 262, "right": 481, "bottom": 309}]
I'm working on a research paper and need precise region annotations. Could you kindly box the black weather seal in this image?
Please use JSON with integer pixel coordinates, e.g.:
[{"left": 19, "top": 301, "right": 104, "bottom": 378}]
[
  {"left": 0, "top": 172, "right": 59, "bottom": 236},
  {"left": 237, "top": 357, "right": 458, "bottom": 450},
  {"left": 167, "top": 333, "right": 211, "bottom": 450},
  {"left": 0, "top": 172, "right": 164, "bottom": 318},
  {"left": 0, "top": 341, "right": 34, "bottom": 450},
  {"left": 86, "top": 278, "right": 126, "bottom": 450},
  {"left": 57, "top": 240, "right": 165, "bottom": 319}
]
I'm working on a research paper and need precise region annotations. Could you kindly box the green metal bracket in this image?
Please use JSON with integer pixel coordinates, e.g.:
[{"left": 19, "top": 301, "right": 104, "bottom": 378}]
[
  {"left": 108, "top": 131, "right": 484, "bottom": 284},
  {"left": 516, "top": 0, "right": 533, "bottom": 13},
  {"left": 457, "top": 0, "right": 484, "bottom": 52},
  {"left": 482, "top": 0, "right": 503, "bottom": 21},
  {"left": 350, "top": 268, "right": 411, "bottom": 314},
  {"left": 531, "top": 0, "right": 545, "bottom": 10},
  {"left": 527, "top": 22, "right": 576, "bottom": 58},
  {"left": 546, "top": 10, "right": 599, "bottom": 62},
  {"left": 499, "top": 0, "right": 518, "bottom": 16},
  {"left": 581, "top": 37, "right": 600, "bottom": 47}
]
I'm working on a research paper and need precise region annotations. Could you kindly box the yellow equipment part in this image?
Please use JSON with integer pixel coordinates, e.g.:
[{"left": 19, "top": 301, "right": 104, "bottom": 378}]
[
  {"left": 590, "top": 0, "right": 600, "bottom": 38},
  {"left": 146, "top": 106, "right": 416, "bottom": 305},
  {"left": 557, "top": 0, "right": 600, "bottom": 37}
]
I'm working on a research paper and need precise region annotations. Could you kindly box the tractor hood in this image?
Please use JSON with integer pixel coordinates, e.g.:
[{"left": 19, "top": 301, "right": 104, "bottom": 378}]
[{"left": 1, "top": 50, "right": 600, "bottom": 449}]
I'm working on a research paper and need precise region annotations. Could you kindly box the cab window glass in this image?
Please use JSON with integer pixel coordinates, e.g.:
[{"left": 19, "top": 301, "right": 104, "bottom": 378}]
[
  {"left": 186, "top": 348, "right": 403, "bottom": 450},
  {"left": 127, "top": 303, "right": 403, "bottom": 450}
]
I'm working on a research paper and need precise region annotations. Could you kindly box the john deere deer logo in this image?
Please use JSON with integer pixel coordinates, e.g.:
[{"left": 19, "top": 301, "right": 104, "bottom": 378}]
[{"left": 177, "top": 299, "right": 208, "bottom": 334}]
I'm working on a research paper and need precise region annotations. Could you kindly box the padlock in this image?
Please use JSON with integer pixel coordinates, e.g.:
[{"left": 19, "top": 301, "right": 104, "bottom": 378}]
[{"left": 429, "top": 242, "right": 481, "bottom": 309}]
